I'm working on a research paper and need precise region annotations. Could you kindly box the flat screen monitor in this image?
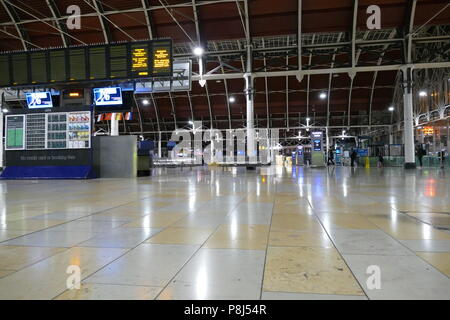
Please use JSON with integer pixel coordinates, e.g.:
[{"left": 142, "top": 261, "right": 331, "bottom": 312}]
[
  {"left": 93, "top": 87, "right": 122, "bottom": 106},
  {"left": 25, "top": 92, "right": 53, "bottom": 109}
]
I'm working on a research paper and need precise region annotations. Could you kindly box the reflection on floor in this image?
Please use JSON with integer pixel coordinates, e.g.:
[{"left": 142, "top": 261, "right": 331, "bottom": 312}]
[{"left": 0, "top": 166, "right": 450, "bottom": 300}]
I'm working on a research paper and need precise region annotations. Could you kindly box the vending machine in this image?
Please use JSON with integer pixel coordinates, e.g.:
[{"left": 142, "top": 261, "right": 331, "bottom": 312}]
[
  {"left": 296, "top": 146, "right": 304, "bottom": 166},
  {"left": 310, "top": 131, "right": 325, "bottom": 166}
]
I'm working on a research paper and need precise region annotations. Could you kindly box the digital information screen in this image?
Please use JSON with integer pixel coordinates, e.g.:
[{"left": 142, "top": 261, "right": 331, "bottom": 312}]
[
  {"left": 0, "top": 55, "right": 10, "bottom": 87},
  {"left": 5, "top": 115, "right": 25, "bottom": 150},
  {"left": 26, "top": 92, "right": 53, "bottom": 109},
  {"left": 93, "top": 87, "right": 123, "bottom": 106},
  {"left": 152, "top": 40, "right": 172, "bottom": 76},
  {"left": 30, "top": 52, "right": 48, "bottom": 84},
  {"left": 89, "top": 47, "right": 106, "bottom": 80},
  {"left": 109, "top": 45, "right": 127, "bottom": 79},
  {"left": 131, "top": 44, "right": 150, "bottom": 77},
  {"left": 313, "top": 139, "right": 322, "bottom": 151},
  {"left": 1, "top": 39, "right": 173, "bottom": 87}
]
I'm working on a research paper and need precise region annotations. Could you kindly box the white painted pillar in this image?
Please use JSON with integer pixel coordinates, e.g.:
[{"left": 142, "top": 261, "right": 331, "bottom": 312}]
[
  {"left": 447, "top": 120, "right": 450, "bottom": 152},
  {"left": 111, "top": 114, "right": 119, "bottom": 136},
  {"left": 245, "top": 44, "right": 256, "bottom": 163},
  {"left": 158, "top": 131, "right": 162, "bottom": 158},
  {"left": 0, "top": 112, "right": 3, "bottom": 168},
  {"left": 402, "top": 68, "right": 416, "bottom": 168}
]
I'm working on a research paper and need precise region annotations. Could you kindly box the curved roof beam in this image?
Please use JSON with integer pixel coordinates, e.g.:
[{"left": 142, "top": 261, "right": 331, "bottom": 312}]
[
  {"left": 1, "top": 0, "right": 29, "bottom": 50},
  {"left": 3, "top": 0, "right": 86, "bottom": 46},
  {"left": 45, "top": 0, "right": 69, "bottom": 47}
]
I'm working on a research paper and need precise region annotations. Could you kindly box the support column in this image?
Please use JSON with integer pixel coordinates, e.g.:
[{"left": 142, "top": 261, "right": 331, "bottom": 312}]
[
  {"left": 402, "top": 67, "right": 416, "bottom": 169},
  {"left": 111, "top": 114, "right": 119, "bottom": 136},
  {"left": 245, "top": 44, "right": 256, "bottom": 163},
  {"left": 158, "top": 132, "right": 162, "bottom": 158},
  {"left": 447, "top": 120, "right": 450, "bottom": 151},
  {"left": 0, "top": 112, "right": 3, "bottom": 168}
]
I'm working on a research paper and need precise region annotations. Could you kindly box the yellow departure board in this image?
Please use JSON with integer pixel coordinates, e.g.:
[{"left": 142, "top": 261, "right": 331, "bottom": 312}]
[
  {"left": 131, "top": 45, "right": 149, "bottom": 77},
  {"left": 152, "top": 40, "right": 172, "bottom": 76}
]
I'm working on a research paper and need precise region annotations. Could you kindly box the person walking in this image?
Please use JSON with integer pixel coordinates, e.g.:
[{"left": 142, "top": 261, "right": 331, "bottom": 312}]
[
  {"left": 377, "top": 152, "right": 384, "bottom": 168},
  {"left": 416, "top": 145, "right": 425, "bottom": 167},
  {"left": 350, "top": 149, "right": 357, "bottom": 167},
  {"left": 327, "top": 149, "right": 335, "bottom": 166}
]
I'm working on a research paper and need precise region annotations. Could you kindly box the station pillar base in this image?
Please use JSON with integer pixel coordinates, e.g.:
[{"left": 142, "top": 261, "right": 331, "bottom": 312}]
[{"left": 404, "top": 162, "right": 416, "bottom": 169}]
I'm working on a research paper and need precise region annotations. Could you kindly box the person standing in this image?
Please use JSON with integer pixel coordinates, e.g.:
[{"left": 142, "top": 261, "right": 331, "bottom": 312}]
[
  {"left": 327, "top": 149, "right": 335, "bottom": 166},
  {"left": 439, "top": 150, "right": 446, "bottom": 169},
  {"left": 350, "top": 149, "right": 357, "bottom": 167},
  {"left": 377, "top": 152, "right": 384, "bottom": 168}
]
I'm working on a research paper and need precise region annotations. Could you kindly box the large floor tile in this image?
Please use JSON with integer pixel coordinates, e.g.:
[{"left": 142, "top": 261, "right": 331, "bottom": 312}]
[
  {"left": 146, "top": 227, "right": 214, "bottom": 245},
  {"left": 263, "top": 246, "right": 364, "bottom": 296},
  {"left": 0, "top": 246, "right": 66, "bottom": 270},
  {"left": 2, "top": 230, "right": 100, "bottom": 248},
  {"left": 55, "top": 283, "right": 162, "bottom": 300},
  {"left": 158, "top": 249, "right": 265, "bottom": 300},
  {"left": 0, "top": 247, "right": 127, "bottom": 299},
  {"left": 328, "top": 229, "right": 413, "bottom": 255},
  {"left": 318, "top": 214, "right": 378, "bottom": 230},
  {"left": 204, "top": 224, "right": 269, "bottom": 250},
  {"left": 78, "top": 227, "right": 161, "bottom": 248},
  {"left": 171, "top": 213, "right": 227, "bottom": 228},
  {"left": 271, "top": 214, "right": 323, "bottom": 232},
  {"left": 343, "top": 254, "right": 450, "bottom": 299},
  {"left": 46, "top": 220, "right": 126, "bottom": 232},
  {"left": 85, "top": 244, "right": 198, "bottom": 287},
  {"left": 261, "top": 291, "right": 367, "bottom": 300},
  {"left": 121, "top": 213, "right": 186, "bottom": 228},
  {"left": 415, "top": 252, "right": 450, "bottom": 277},
  {"left": 269, "top": 230, "right": 333, "bottom": 248},
  {"left": 0, "top": 229, "right": 30, "bottom": 243},
  {"left": 0, "top": 219, "right": 65, "bottom": 232},
  {"left": 399, "top": 239, "right": 450, "bottom": 252}
]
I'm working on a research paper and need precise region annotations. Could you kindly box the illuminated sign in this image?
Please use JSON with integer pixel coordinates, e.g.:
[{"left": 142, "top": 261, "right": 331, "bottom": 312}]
[
  {"left": 422, "top": 127, "right": 434, "bottom": 136},
  {"left": 131, "top": 46, "right": 149, "bottom": 77},
  {"left": 152, "top": 40, "right": 172, "bottom": 76}
]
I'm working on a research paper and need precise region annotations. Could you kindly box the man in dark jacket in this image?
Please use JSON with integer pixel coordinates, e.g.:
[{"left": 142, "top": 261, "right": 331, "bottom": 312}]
[{"left": 350, "top": 149, "right": 357, "bottom": 167}]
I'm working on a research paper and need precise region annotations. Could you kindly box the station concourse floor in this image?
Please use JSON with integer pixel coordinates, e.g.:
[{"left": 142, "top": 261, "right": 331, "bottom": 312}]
[{"left": 0, "top": 166, "right": 449, "bottom": 300}]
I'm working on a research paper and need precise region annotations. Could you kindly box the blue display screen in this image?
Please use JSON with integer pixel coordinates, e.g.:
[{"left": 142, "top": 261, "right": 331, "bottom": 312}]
[
  {"left": 93, "top": 87, "right": 123, "bottom": 106},
  {"left": 25, "top": 92, "right": 53, "bottom": 109}
]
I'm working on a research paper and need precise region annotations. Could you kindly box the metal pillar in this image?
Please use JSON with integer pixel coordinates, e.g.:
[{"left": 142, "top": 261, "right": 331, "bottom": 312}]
[
  {"left": 245, "top": 44, "right": 256, "bottom": 163},
  {"left": 447, "top": 120, "right": 450, "bottom": 151},
  {"left": 402, "top": 68, "right": 416, "bottom": 168}
]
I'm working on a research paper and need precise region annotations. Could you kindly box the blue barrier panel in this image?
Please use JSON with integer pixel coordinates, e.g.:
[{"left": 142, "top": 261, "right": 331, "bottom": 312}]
[{"left": 0, "top": 166, "right": 95, "bottom": 180}]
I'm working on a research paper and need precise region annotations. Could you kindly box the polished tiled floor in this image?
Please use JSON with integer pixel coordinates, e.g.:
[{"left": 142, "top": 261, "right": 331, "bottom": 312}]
[{"left": 0, "top": 166, "right": 450, "bottom": 300}]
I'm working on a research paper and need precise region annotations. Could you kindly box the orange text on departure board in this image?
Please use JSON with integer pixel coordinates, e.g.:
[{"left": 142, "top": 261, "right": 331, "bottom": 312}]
[
  {"left": 154, "top": 49, "right": 170, "bottom": 69},
  {"left": 132, "top": 48, "right": 148, "bottom": 70}
]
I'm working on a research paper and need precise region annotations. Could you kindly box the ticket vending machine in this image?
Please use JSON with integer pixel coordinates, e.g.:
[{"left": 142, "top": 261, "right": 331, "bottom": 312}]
[
  {"left": 296, "top": 146, "right": 304, "bottom": 166},
  {"left": 311, "top": 131, "right": 325, "bottom": 167},
  {"left": 335, "top": 147, "right": 343, "bottom": 165}
]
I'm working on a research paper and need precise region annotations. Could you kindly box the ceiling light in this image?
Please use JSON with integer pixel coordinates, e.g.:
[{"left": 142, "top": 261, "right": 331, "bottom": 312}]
[
  {"left": 388, "top": 106, "right": 394, "bottom": 112},
  {"left": 142, "top": 99, "right": 149, "bottom": 105},
  {"left": 188, "top": 120, "right": 194, "bottom": 125},
  {"left": 419, "top": 91, "right": 427, "bottom": 97},
  {"left": 319, "top": 92, "right": 327, "bottom": 99},
  {"left": 2, "top": 108, "right": 8, "bottom": 113},
  {"left": 193, "top": 47, "right": 204, "bottom": 56},
  {"left": 229, "top": 97, "right": 235, "bottom": 103}
]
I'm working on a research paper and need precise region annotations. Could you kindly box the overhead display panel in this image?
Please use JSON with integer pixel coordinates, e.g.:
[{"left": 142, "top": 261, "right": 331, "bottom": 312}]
[
  {"left": 49, "top": 50, "right": 66, "bottom": 83},
  {"left": 152, "top": 40, "right": 172, "bottom": 77},
  {"left": 0, "top": 39, "right": 173, "bottom": 87},
  {"left": 131, "top": 43, "right": 150, "bottom": 77},
  {"left": 30, "top": 52, "right": 48, "bottom": 84},
  {"left": 89, "top": 47, "right": 107, "bottom": 80},
  {"left": 109, "top": 44, "right": 128, "bottom": 79},
  {"left": 12, "top": 53, "right": 28, "bottom": 85},
  {"left": 69, "top": 48, "right": 87, "bottom": 81},
  {"left": 0, "top": 55, "right": 10, "bottom": 87}
]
